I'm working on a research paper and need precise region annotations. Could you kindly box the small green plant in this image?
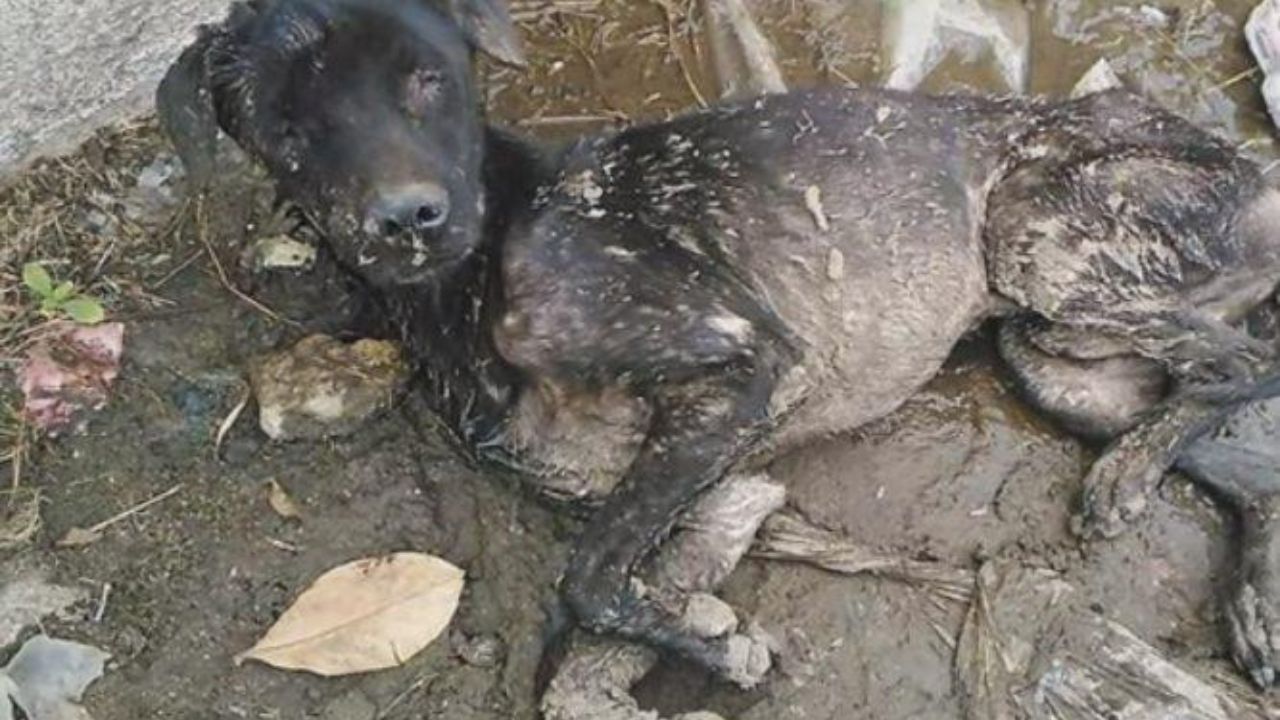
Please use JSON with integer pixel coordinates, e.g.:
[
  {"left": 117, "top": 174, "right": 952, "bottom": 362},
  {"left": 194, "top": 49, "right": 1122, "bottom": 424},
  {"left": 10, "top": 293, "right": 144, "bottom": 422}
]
[{"left": 21, "top": 263, "right": 105, "bottom": 325}]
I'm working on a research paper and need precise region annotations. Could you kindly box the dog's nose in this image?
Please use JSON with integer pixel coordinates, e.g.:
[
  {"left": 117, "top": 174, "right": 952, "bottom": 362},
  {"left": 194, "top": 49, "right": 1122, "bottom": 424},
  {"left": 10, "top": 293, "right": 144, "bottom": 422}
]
[{"left": 369, "top": 183, "right": 451, "bottom": 235}]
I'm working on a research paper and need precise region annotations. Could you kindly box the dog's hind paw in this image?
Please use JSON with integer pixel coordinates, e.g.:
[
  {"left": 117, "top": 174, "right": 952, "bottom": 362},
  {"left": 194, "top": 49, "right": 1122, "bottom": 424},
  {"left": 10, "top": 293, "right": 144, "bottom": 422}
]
[
  {"left": 1072, "top": 441, "right": 1166, "bottom": 540},
  {"left": 719, "top": 622, "right": 775, "bottom": 689},
  {"left": 1071, "top": 494, "right": 1144, "bottom": 541},
  {"left": 1227, "top": 573, "right": 1280, "bottom": 689}
]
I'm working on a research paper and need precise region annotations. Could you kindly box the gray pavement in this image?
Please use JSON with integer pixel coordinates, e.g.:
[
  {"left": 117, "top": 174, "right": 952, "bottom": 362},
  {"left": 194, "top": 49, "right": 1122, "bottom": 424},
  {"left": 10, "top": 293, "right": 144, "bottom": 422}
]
[{"left": 0, "top": 0, "right": 231, "bottom": 178}]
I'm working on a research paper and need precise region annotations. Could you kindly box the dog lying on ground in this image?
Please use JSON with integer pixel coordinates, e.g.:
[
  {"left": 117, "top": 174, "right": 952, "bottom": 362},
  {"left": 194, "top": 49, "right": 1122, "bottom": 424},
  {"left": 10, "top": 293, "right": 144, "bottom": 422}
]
[{"left": 158, "top": 0, "right": 1280, "bottom": 689}]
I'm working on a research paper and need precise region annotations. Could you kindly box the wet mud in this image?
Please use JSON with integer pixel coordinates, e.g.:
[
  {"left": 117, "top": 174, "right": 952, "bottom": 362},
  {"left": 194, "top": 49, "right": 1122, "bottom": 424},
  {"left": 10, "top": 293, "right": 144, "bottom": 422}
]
[{"left": 4, "top": 0, "right": 1280, "bottom": 718}]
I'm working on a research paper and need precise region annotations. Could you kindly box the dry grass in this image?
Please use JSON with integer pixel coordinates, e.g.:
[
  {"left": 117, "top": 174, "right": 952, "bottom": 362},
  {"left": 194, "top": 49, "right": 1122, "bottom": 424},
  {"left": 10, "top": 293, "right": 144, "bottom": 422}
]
[
  {"left": 0, "top": 487, "right": 41, "bottom": 550},
  {"left": 0, "top": 121, "right": 190, "bottom": 546}
]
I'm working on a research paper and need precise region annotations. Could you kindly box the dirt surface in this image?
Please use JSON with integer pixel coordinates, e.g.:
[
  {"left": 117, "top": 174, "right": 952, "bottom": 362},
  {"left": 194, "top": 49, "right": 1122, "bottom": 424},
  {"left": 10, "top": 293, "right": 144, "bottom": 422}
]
[{"left": 4, "top": 1, "right": 1280, "bottom": 718}]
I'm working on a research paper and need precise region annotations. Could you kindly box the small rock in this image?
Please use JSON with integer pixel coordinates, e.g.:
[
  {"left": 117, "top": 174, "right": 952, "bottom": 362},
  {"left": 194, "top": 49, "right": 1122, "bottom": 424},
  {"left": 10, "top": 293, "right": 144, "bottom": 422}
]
[
  {"left": 882, "top": 0, "right": 1029, "bottom": 93},
  {"left": 19, "top": 323, "right": 126, "bottom": 434},
  {"left": 1248, "top": 0, "right": 1280, "bottom": 130},
  {"left": 451, "top": 631, "right": 505, "bottom": 668},
  {"left": 125, "top": 154, "right": 183, "bottom": 223},
  {"left": 320, "top": 689, "right": 377, "bottom": 720},
  {"left": 826, "top": 248, "right": 845, "bottom": 282},
  {"left": 0, "top": 562, "right": 87, "bottom": 647},
  {"left": 702, "top": 0, "right": 786, "bottom": 99},
  {"left": 249, "top": 335, "right": 410, "bottom": 441},
  {"left": 1070, "top": 58, "right": 1122, "bottom": 99},
  {"left": 252, "top": 235, "right": 317, "bottom": 271},
  {"left": 804, "top": 185, "right": 830, "bottom": 232},
  {"left": 1136, "top": 4, "right": 1171, "bottom": 28},
  {"left": 136, "top": 155, "right": 179, "bottom": 190}
]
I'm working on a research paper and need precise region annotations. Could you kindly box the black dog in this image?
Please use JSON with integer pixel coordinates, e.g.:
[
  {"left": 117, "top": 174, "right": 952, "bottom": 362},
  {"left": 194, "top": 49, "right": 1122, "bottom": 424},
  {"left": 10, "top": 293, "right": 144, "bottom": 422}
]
[{"left": 158, "top": 0, "right": 1280, "bottom": 688}]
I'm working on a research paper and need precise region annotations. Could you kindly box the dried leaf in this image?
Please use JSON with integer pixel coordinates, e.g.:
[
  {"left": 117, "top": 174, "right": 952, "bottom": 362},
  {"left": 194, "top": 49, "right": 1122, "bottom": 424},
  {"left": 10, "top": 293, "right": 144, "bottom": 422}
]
[
  {"left": 266, "top": 480, "right": 301, "bottom": 520},
  {"left": 236, "top": 552, "right": 464, "bottom": 676},
  {"left": 55, "top": 528, "right": 102, "bottom": 548}
]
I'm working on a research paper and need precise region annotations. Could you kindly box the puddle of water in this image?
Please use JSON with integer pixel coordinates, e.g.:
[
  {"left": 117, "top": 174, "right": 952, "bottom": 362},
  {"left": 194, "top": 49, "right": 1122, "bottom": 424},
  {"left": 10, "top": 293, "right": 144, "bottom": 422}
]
[{"left": 494, "top": 0, "right": 1278, "bottom": 162}]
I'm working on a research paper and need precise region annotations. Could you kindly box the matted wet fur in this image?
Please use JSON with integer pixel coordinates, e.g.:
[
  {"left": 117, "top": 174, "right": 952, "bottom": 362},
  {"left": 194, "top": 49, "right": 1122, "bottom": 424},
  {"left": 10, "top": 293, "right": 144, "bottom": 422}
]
[{"left": 158, "top": 0, "right": 1280, "bottom": 691}]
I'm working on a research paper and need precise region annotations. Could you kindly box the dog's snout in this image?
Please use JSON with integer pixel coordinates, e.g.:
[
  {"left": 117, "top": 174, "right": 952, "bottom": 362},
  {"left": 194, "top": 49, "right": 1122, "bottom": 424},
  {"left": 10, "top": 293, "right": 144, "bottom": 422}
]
[{"left": 369, "top": 183, "right": 451, "bottom": 235}]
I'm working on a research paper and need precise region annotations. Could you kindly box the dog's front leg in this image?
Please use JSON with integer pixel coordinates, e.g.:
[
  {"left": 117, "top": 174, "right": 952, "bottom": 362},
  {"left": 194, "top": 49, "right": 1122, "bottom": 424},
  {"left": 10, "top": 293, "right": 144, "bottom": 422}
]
[{"left": 561, "top": 350, "right": 784, "bottom": 687}]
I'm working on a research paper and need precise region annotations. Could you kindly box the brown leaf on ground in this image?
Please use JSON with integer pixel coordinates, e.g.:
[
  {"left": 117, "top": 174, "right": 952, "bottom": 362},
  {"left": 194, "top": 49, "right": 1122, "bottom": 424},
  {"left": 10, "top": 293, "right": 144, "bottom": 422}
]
[
  {"left": 55, "top": 527, "right": 102, "bottom": 549},
  {"left": 19, "top": 323, "right": 125, "bottom": 434},
  {"left": 235, "top": 553, "right": 464, "bottom": 676},
  {"left": 266, "top": 480, "right": 301, "bottom": 520}
]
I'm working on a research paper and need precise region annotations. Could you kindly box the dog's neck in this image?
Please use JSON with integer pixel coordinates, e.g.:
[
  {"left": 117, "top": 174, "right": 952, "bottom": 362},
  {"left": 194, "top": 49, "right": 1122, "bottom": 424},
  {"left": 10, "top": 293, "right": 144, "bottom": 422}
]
[{"left": 385, "top": 124, "right": 550, "bottom": 448}]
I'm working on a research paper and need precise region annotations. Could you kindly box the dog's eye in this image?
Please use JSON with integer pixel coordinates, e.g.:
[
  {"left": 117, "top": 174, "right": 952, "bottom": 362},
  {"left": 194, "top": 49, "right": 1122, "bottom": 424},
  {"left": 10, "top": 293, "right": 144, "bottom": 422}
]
[{"left": 405, "top": 69, "right": 446, "bottom": 116}]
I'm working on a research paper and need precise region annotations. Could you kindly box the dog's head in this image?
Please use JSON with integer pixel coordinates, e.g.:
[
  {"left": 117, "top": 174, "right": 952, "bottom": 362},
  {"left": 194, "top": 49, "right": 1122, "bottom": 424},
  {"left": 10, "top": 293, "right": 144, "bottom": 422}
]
[{"left": 158, "top": 0, "right": 524, "bottom": 286}]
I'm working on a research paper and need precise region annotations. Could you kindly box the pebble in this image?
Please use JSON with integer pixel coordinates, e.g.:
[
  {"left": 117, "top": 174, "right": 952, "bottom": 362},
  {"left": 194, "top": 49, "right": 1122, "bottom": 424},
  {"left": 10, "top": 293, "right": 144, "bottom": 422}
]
[
  {"left": 252, "top": 235, "right": 318, "bottom": 271},
  {"left": 249, "top": 335, "right": 410, "bottom": 442},
  {"left": 451, "top": 631, "right": 505, "bottom": 668}
]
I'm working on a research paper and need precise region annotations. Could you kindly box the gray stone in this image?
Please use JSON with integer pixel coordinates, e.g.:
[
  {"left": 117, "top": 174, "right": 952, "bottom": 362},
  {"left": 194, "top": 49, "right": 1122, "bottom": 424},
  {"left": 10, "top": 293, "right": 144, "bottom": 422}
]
[
  {"left": 1248, "top": 0, "right": 1280, "bottom": 131},
  {"left": 451, "top": 631, "right": 505, "bottom": 668},
  {"left": 0, "top": 0, "right": 235, "bottom": 179},
  {"left": 0, "top": 561, "right": 87, "bottom": 648}
]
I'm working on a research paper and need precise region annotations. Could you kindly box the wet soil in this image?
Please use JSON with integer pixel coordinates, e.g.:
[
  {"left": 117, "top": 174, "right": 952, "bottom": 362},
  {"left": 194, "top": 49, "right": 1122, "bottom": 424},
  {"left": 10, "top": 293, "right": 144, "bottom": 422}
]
[{"left": 4, "top": 1, "right": 1280, "bottom": 718}]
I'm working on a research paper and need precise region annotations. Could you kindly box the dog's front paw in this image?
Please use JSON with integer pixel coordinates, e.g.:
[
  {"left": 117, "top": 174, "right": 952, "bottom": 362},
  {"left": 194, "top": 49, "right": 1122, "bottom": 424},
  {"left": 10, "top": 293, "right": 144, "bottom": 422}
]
[
  {"left": 1226, "top": 561, "right": 1280, "bottom": 689},
  {"left": 1072, "top": 446, "right": 1164, "bottom": 540}
]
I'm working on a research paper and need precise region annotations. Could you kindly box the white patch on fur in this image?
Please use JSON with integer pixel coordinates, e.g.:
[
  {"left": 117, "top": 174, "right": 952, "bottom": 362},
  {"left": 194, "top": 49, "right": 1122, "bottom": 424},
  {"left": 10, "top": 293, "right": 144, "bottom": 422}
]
[{"left": 707, "top": 313, "right": 753, "bottom": 343}]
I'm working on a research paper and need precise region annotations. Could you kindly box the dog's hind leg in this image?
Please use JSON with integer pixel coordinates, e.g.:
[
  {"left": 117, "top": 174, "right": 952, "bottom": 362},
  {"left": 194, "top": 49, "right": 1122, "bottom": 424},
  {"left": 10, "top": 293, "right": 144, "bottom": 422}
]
[
  {"left": 997, "top": 316, "right": 1168, "bottom": 442},
  {"left": 1000, "top": 308, "right": 1280, "bottom": 537},
  {"left": 986, "top": 118, "right": 1280, "bottom": 538},
  {"left": 1002, "top": 309, "right": 1280, "bottom": 687},
  {"left": 1176, "top": 408, "right": 1280, "bottom": 688}
]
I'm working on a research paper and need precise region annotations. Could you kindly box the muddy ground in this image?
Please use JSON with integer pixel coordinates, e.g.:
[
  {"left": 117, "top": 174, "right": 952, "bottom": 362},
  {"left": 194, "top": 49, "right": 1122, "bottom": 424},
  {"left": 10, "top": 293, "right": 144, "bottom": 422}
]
[{"left": 4, "top": 0, "right": 1280, "bottom": 718}]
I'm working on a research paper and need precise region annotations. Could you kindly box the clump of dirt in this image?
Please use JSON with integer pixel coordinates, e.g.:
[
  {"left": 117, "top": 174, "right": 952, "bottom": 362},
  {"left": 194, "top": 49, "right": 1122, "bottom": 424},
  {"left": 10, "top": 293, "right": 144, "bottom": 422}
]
[{"left": 2, "top": 1, "right": 1280, "bottom": 719}]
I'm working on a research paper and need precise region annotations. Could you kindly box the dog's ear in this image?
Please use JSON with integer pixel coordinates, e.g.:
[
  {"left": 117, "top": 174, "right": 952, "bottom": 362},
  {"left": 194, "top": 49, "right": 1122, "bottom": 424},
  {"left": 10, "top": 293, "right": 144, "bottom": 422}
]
[
  {"left": 156, "top": 28, "right": 223, "bottom": 188},
  {"left": 447, "top": 0, "right": 526, "bottom": 67}
]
